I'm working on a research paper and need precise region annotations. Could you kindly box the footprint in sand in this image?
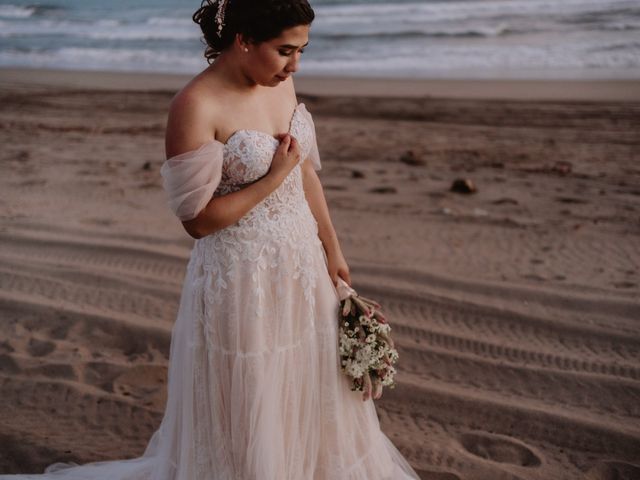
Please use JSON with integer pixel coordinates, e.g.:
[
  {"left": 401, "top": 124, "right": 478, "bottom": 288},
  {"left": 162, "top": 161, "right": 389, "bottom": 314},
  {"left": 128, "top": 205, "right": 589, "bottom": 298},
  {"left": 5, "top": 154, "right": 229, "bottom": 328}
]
[
  {"left": 585, "top": 460, "right": 640, "bottom": 480},
  {"left": 0, "top": 340, "right": 15, "bottom": 354},
  {"left": 112, "top": 364, "right": 167, "bottom": 407},
  {"left": 555, "top": 196, "right": 588, "bottom": 204},
  {"left": 369, "top": 186, "right": 397, "bottom": 194},
  {"left": 27, "top": 337, "right": 56, "bottom": 357},
  {"left": 26, "top": 363, "right": 77, "bottom": 380},
  {"left": 613, "top": 281, "right": 636, "bottom": 289},
  {"left": 0, "top": 354, "right": 20, "bottom": 374},
  {"left": 458, "top": 431, "right": 541, "bottom": 467},
  {"left": 415, "top": 469, "right": 461, "bottom": 480}
]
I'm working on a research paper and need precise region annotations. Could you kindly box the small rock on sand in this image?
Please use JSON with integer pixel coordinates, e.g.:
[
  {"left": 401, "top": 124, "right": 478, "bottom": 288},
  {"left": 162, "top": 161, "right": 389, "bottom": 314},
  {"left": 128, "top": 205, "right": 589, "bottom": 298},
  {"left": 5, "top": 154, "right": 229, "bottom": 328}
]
[
  {"left": 450, "top": 178, "right": 477, "bottom": 194},
  {"left": 399, "top": 150, "right": 425, "bottom": 166}
]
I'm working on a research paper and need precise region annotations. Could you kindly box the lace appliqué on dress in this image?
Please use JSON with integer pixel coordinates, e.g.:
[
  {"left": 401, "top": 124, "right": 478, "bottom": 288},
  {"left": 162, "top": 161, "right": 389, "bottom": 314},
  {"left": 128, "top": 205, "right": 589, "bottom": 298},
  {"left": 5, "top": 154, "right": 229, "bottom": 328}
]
[{"left": 190, "top": 104, "right": 323, "bottom": 354}]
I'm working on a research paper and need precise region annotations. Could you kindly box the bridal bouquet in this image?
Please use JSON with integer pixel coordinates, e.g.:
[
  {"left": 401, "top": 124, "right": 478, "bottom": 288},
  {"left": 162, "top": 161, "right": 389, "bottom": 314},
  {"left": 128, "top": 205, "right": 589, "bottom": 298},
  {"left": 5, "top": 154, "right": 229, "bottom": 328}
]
[{"left": 335, "top": 277, "right": 399, "bottom": 400}]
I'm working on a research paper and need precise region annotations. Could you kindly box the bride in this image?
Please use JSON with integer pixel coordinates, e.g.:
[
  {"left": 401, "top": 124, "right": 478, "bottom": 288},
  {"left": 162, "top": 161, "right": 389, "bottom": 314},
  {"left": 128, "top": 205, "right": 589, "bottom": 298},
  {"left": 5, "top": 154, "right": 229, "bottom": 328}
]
[{"left": 0, "top": 1, "right": 420, "bottom": 479}]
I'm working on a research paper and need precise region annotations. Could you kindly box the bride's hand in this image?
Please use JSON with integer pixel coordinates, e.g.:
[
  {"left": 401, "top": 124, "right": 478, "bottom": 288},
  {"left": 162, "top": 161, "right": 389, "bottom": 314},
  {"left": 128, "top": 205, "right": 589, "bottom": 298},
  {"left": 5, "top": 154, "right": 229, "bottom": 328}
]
[
  {"left": 327, "top": 247, "right": 351, "bottom": 287},
  {"left": 269, "top": 133, "right": 300, "bottom": 182}
]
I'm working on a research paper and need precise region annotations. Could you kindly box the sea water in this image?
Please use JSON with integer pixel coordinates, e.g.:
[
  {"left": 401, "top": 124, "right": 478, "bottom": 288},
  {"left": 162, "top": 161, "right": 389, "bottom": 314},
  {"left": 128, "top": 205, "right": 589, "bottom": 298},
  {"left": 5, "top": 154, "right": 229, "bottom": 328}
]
[{"left": 0, "top": 0, "right": 638, "bottom": 79}]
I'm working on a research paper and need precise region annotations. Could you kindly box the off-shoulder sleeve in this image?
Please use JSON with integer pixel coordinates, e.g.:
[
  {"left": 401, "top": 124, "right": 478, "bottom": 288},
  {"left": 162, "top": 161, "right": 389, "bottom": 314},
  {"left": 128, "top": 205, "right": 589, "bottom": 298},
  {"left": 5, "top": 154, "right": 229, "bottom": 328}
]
[
  {"left": 298, "top": 103, "right": 322, "bottom": 171},
  {"left": 159, "top": 140, "right": 224, "bottom": 221}
]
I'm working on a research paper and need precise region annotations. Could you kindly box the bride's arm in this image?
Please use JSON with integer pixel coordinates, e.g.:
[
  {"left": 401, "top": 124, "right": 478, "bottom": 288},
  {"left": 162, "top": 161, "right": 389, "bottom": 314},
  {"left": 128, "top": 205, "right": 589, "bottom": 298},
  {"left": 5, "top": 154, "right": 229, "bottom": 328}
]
[
  {"left": 165, "top": 90, "right": 287, "bottom": 239},
  {"left": 301, "top": 159, "right": 351, "bottom": 285}
]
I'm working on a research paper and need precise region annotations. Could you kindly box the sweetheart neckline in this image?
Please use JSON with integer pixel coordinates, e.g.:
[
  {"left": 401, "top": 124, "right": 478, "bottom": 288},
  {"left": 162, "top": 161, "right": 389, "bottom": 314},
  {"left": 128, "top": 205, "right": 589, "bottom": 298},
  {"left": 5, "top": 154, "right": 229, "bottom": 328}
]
[
  {"left": 221, "top": 102, "right": 304, "bottom": 148},
  {"left": 164, "top": 102, "right": 305, "bottom": 162}
]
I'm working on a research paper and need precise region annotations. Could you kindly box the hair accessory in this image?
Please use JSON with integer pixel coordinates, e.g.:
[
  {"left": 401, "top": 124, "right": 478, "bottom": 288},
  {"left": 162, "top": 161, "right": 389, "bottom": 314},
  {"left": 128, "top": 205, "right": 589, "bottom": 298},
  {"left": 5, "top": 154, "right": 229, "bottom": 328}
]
[{"left": 214, "top": 0, "right": 228, "bottom": 38}]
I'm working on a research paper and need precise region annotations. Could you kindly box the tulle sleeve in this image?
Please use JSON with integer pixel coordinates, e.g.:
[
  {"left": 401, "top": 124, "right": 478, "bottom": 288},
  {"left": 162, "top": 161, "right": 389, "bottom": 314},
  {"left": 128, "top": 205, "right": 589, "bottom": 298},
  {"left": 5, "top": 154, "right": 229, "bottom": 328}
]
[
  {"left": 160, "top": 140, "right": 224, "bottom": 221},
  {"left": 299, "top": 103, "right": 322, "bottom": 171}
]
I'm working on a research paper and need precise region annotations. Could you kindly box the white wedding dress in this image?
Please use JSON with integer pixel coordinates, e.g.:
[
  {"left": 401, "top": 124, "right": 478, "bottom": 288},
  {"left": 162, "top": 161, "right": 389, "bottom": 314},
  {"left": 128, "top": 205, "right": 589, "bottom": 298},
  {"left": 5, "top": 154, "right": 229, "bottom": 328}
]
[{"left": 0, "top": 103, "right": 420, "bottom": 480}]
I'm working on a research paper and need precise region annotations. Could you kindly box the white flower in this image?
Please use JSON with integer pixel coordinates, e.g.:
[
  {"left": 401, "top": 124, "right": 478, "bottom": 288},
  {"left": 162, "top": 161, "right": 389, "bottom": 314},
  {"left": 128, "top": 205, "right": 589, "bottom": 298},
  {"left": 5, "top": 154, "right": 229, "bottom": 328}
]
[{"left": 338, "top": 295, "right": 398, "bottom": 392}]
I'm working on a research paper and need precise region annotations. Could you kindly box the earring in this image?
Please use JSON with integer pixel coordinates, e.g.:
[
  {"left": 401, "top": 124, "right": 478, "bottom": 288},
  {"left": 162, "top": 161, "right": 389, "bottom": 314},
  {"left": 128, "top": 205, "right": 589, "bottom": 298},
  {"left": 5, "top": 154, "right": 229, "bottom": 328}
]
[{"left": 243, "top": 47, "right": 248, "bottom": 52}]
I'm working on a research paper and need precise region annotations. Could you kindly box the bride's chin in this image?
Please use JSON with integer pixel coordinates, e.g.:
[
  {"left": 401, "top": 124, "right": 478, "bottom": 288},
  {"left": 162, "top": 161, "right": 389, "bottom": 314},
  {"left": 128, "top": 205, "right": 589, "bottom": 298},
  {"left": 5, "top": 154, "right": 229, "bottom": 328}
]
[{"left": 258, "top": 75, "right": 281, "bottom": 85}]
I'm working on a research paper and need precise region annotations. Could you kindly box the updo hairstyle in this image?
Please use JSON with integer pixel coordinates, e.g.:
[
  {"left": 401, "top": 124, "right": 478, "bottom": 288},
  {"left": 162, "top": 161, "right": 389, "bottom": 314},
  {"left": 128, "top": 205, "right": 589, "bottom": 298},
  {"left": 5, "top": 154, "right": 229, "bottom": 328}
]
[{"left": 192, "top": 0, "right": 315, "bottom": 64}]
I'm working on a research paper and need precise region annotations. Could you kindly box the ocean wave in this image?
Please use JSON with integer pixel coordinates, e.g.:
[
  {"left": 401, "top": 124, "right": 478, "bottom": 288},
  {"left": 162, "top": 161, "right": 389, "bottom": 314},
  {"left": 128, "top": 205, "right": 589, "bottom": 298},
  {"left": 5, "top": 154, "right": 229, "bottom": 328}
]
[
  {"left": 314, "top": 0, "right": 638, "bottom": 25},
  {"left": 561, "top": 7, "right": 640, "bottom": 25},
  {"left": 300, "top": 39, "right": 640, "bottom": 74},
  {"left": 0, "top": 4, "right": 37, "bottom": 18},
  {"left": 0, "top": 3, "right": 64, "bottom": 19},
  {"left": 0, "top": 0, "right": 638, "bottom": 80},
  {"left": 318, "top": 23, "right": 530, "bottom": 40},
  {"left": 147, "top": 17, "right": 193, "bottom": 27},
  {"left": 0, "top": 19, "right": 198, "bottom": 41},
  {"left": 588, "top": 41, "right": 640, "bottom": 52},
  {"left": 601, "top": 21, "right": 640, "bottom": 31},
  {"left": 1, "top": 41, "right": 638, "bottom": 79},
  {"left": 0, "top": 46, "right": 203, "bottom": 72}
]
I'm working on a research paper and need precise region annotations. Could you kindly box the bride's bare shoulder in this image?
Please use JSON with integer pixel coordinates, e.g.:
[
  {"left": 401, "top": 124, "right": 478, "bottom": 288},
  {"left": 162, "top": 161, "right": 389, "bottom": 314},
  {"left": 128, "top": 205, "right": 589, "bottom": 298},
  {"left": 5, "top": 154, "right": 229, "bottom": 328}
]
[{"left": 165, "top": 74, "right": 222, "bottom": 159}]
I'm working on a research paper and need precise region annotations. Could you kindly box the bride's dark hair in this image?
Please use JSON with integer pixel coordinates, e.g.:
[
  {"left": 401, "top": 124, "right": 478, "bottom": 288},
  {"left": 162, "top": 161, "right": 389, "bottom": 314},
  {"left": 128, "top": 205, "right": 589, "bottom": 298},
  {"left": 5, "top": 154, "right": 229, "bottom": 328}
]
[{"left": 193, "top": 0, "right": 315, "bottom": 64}]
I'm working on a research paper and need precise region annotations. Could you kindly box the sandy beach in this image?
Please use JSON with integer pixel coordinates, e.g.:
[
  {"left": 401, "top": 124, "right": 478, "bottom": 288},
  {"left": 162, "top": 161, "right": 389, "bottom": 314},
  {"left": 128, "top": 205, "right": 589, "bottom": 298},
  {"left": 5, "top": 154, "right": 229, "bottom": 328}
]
[{"left": 1, "top": 67, "right": 639, "bottom": 479}]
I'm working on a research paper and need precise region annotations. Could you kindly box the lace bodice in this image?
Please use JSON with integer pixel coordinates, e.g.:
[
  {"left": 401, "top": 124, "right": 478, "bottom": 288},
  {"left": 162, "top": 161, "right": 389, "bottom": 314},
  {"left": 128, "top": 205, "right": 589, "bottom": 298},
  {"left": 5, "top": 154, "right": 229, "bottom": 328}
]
[
  {"left": 160, "top": 102, "right": 321, "bottom": 222},
  {"left": 217, "top": 102, "right": 314, "bottom": 190},
  {"left": 160, "top": 102, "right": 325, "bottom": 315}
]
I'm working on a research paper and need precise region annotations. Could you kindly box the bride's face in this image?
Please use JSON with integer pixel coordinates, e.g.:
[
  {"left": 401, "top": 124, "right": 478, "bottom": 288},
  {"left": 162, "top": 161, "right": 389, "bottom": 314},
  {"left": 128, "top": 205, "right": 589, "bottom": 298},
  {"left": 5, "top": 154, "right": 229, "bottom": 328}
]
[{"left": 245, "top": 24, "right": 310, "bottom": 86}]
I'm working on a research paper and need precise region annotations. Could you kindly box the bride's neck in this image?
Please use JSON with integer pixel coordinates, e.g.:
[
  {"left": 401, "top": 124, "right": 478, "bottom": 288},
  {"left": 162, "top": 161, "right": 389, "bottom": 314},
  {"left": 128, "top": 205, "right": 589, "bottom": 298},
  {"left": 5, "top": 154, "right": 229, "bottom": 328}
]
[{"left": 206, "top": 52, "right": 261, "bottom": 94}]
